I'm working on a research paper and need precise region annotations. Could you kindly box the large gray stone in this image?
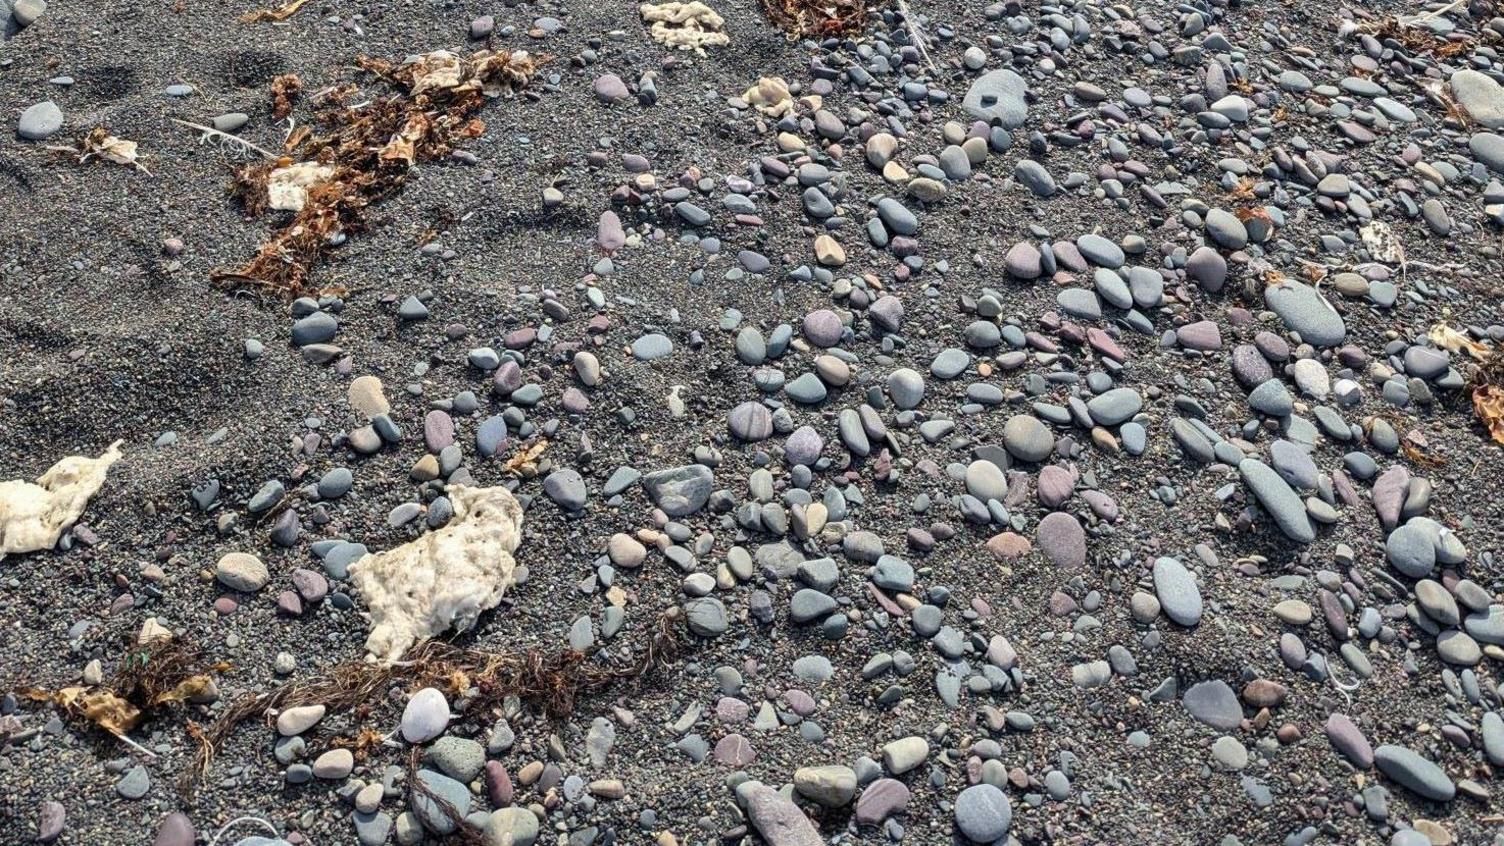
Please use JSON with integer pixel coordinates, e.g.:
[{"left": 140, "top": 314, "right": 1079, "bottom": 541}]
[
  {"left": 1152, "top": 556, "right": 1203, "bottom": 627},
  {"left": 1266, "top": 281, "right": 1346, "bottom": 347},
  {"left": 641, "top": 464, "right": 714, "bottom": 516},
  {"left": 1373, "top": 745, "right": 1454, "bottom": 801},
  {"left": 1451, "top": 69, "right": 1504, "bottom": 129},
  {"left": 743, "top": 784, "right": 822, "bottom": 846},
  {"left": 962, "top": 70, "right": 1028, "bottom": 128}
]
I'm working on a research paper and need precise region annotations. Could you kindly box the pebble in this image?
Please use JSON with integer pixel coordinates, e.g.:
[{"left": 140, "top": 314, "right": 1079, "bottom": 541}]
[
  {"left": 216, "top": 552, "right": 269, "bottom": 592},
  {"left": 400, "top": 688, "right": 450, "bottom": 743},
  {"left": 1152, "top": 556, "right": 1203, "bottom": 627},
  {"left": 954, "top": 783, "right": 1012, "bottom": 842},
  {"left": 1374, "top": 745, "right": 1454, "bottom": 801},
  {"left": 17, "top": 100, "right": 62, "bottom": 140},
  {"left": 1182, "top": 680, "right": 1242, "bottom": 730}
]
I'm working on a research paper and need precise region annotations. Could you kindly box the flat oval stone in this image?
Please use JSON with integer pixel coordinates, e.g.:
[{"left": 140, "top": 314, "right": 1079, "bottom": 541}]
[
  {"left": 1153, "top": 557, "right": 1203, "bottom": 627},
  {"left": 1374, "top": 745, "right": 1454, "bottom": 801}
]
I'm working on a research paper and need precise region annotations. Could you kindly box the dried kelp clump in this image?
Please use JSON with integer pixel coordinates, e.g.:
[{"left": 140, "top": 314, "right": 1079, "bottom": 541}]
[
  {"left": 19, "top": 636, "right": 227, "bottom": 756},
  {"left": 179, "top": 609, "right": 683, "bottom": 799},
  {"left": 220, "top": 49, "right": 545, "bottom": 300},
  {"left": 761, "top": 0, "right": 868, "bottom": 38}
]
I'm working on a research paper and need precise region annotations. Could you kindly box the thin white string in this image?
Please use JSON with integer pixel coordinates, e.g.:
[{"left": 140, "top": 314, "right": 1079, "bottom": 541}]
[{"left": 206, "top": 815, "right": 281, "bottom": 846}]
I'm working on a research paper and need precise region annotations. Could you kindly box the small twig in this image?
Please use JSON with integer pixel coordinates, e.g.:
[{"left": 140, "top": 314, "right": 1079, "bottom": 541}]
[
  {"left": 897, "top": 0, "right": 936, "bottom": 73},
  {"left": 1401, "top": 0, "right": 1467, "bottom": 26},
  {"left": 170, "top": 119, "right": 279, "bottom": 160},
  {"left": 115, "top": 732, "right": 158, "bottom": 759}
]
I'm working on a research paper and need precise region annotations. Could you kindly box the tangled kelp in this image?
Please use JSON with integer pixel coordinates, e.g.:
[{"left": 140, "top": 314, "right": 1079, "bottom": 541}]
[{"left": 219, "top": 49, "right": 545, "bottom": 300}]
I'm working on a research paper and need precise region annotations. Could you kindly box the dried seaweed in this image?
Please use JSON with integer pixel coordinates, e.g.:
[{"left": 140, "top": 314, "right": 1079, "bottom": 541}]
[
  {"left": 46, "top": 127, "right": 150, "bottom": 173},
  {"left": 240, "top": 0, "right": 310, "bottom": 24},
  {"left": 761, "top": 0, "right": 868, "bottom": 37},
  {"left": 1468, "top": 341, "right": 1504, "bottom": 447},
  {"left": 270, "top": 73, "right": 302, "bottom": 120},
  {"left": 406, "top": 746, "right": 489, "bottom": 845},
  {"left": 219, "top": 49, "right": 545, "bottom": 300},
  {"left": 178, "top": 608, "right": 683, "bottom": 800},
  {"left": 17, "top": 638, "right": 227, "bottom": 756}
]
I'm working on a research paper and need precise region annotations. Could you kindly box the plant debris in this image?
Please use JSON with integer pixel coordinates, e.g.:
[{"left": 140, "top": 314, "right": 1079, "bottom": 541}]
[
  {"left": 639, "top": 1, "right": 730, "bottom": 53},
  {"left": 1430, "top": 322, "right": 1492, "bottom": 361},
  {"left": 46, "top": 128, "right": 150, "bottom": 173},
  {"left": 240, "top": 0, "right": 310, "bottom": 24},
  {"left": 1465, "top": 333, "right": 1504, "bottom": 447},
  {"left": 761, "top": 0, "right": 867, "bottom": 37},
  {"left": 502, "top": 438, "right": 550, "bottom": 476},
  {"left": 218, "top": 48, "right": 545, "bottom": 300},
  {"left": 271, "top": 73, "right": 303, "bottom": 120},
  {"left": 18, "top": 637, "right": 227, "bottom": 757},
  {"left": 179, "top": 608, "right": 684, "bottom": 799}
]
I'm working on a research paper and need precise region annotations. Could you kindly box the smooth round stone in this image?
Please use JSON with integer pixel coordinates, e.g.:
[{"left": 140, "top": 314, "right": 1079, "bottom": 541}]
[
  {"left": 1436, "top": 630, "right": 1481, "bottom": 666},
  {"left": 728, "top": 402, "right": 773, "bottom": 440},
  {"left": 881, "top": 736, "right": 929, "bottom": 774},
  {"left": 1076, "top": 233, "right": 1125, "bottom": 268},
  {"left": 1182, "top": 680, "right": 1241, "bottom": 730},
  {"left": 117, "top": 765, "right": 150, "bottom": 799},
  {"left": 542, "top": 469, "right": 587, "bottom": 510},
  {"left": 291, "top": 311, "right": 338, "bottom": 346},
  {"left": 1186, "top": 246, "right": 1227, "bottom": 291},
  {"left": 802, "top": 309, "right": 844, "bottom": 347},
  {"left": 888, "top": 368, "right": 925, "bottom": 409},
  {"left": 17, "top": 100, "right": 63, "bottom": 140},
  {"left": 1211, "top": 736, "right": 1248, "bottom": 770},
  {"left": 1266, "top": 281, "right": 1346, "bottom": 347},
  {"left": 476, "top": 416, "right": 509, "bottom": 457},
  {"left": 1085, "top": 388, "right": 1141, "bottom": 426},
  {"left": 1056, "top": 288, "right": 1101, "bottom": 321},
  {"left": 791, "top": 654, "right": 833, "bottom": 683},
  {"left": 1204, "top": 207, "right": 1248, "bottom": 248},
  {"left": 1325, "top": 713, "right": 1373, "bottom": 768},
  {"left": 855, "top": 779, "right": 911, "bottom": 825},
  {"left": 488, "top": 808, "right": 539, "bottom": 846},
  {"left": 313, "top": 748, "right": 354, "bottom": 779},
  {"left": 400, "top": 687, "right": 450, "bottom": 743},
  {"left": 965, "top": 460, "right": 1008, "bottom": 502},
  {"left": 216, "top": 552, "right": 269, "bottom": 592},
  {"left": 1272, "top": 599, "right": 1312, "bottom": 626},
  {"left": 631, "top": 333, "right": 673, "bottom": 360},
  {"left": 794, "top": 765, "right": 857, "bottom": 807},
  {"left": 410, "top": 770, "right": 471, "bottom": 834},
  {"left": 152, "top": 812, "right": 196, "bottom": 846},
  {"left": 1002, "top": 415, "right": 1053, "bottom": 462},
  {"left": 1414, "top": 580, "right": 1459, "bottom": 626},
  {"left": 12, "top": 0, "right": 46, "bottom": 26},
  {"left": 784, "top": 426, "right": 824, "bottom": 466},
  {"left": 317, "top": 467, "right": 354, "bottom": 499},
  {"left": 954, "top": 783, "right": 1012, "bottom": 842},
  {"left": 785, "top": 373, "right": 827, "bottom": 404},
  {"left": 1386, "top": 524, "right": 1436, "bottom": 578},
  {"left": 1036, "top": 512, "right": 1085, "bottom": 568},
  {"left": 931, "top": 348, "right": 970, "bottom": 379},
  {"left": 1239, "top": 459, "right": 1315, "bottom": 543}
]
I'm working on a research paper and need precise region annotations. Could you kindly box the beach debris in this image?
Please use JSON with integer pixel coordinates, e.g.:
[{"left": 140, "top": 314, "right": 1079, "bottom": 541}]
[
  {"left": 347, "top": 485, "right": 525, "bottom": 662},
  {"left": 0, "top": 440, "right": 123, "bottom": 560},
  {"left": 219, "top": 48, "right": 544, "bottom": 299},
  {"left": 640, "top": 2, "right": 730, "bottom": 53}
]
